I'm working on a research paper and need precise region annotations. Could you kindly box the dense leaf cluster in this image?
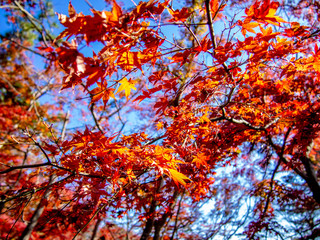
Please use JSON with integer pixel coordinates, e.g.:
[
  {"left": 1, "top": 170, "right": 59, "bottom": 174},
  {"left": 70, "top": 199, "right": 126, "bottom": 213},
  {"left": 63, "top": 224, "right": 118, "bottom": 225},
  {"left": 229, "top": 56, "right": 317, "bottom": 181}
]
[{"left": 1, "top": 0, "right": 320, "bottom": 239}]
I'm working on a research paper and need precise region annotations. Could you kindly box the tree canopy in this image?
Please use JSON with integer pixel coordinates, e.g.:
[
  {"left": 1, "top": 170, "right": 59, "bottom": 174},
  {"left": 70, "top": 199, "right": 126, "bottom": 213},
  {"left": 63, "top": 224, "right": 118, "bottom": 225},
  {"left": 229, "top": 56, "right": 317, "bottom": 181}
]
[{"left": 1, "top": 0, "right": 320, "bottom": 239}]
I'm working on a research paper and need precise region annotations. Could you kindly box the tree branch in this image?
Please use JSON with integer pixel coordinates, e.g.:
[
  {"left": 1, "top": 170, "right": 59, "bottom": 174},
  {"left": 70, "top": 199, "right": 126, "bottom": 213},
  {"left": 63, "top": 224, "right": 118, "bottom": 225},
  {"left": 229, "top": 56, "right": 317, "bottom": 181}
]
[
  {"left": 140, "top": 177, "right": 164, "bottom": 240},
  {"left": 205, "top": 0, "right": 217, "bottom": 50},
  {"left": 13, "top": 0, "right": 55, "bottom": 46},
  {"left": 18, "top": 175, "right": 54, "bottom": 240},
  {"left": 90, "top": 103, "right": 104, "bottom": 134},
  {"left": 170, "top": 190, "right": 185, "bottom": 240},
  {"left": 0, "top": 162, "right": 50, "bottom": 174},
  {"left": 262, "top": 127, "right": 292, "bottom": 219},
  {"left": 2, "top": 174, "right": 73, "bottom": 204},
  {"left": 6, "top": 191, "right": 34, "bottom": 240}
]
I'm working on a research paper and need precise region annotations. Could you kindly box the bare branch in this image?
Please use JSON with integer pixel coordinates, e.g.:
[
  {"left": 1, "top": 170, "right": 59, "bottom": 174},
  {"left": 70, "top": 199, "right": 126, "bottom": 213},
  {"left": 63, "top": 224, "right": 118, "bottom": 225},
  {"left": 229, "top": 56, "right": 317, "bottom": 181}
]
[{"left": 0, "top": 162, "right": 50, "bottom": 175}]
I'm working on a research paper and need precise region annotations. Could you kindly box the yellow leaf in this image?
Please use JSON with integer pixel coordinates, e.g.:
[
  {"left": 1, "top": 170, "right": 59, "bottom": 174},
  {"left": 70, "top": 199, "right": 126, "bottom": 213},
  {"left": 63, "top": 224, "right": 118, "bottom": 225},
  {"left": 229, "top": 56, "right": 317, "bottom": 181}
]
[
  {"left": 116, "top": 78, "right": 136, "bottom": 98},
  {"left": 243, "top": 22, "right": 259, "bottom": 34},
  {"left": 313, "top": 59, "right": 320, "bottom": 72},
  {"left": 207, "top": 67, "right": 216, "bottom": 73},
  {"left": 168, "top": 169, "right": 190, "bottom": 186},
  {"left": 111, "top": 146, "right": 128, "bottom": 154},
  {"left": 156, "top": 121, "right": 164, "bottom": 130},
  {"left": 192, "top": 152, "right": 209, "bottom": 168},
  {"left": 266, "top": 8, "right": 277, "bottom": 17}
]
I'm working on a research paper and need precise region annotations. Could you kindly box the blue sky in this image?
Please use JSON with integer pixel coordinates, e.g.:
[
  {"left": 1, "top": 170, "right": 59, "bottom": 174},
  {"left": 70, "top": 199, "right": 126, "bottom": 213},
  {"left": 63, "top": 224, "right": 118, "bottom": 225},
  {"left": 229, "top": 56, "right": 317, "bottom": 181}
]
[
  {"left": 53, "top": 0, "right": 136, "bottom": 15},
  {"left": 0, "top": 0, "right": 138, "bottom": 37}
]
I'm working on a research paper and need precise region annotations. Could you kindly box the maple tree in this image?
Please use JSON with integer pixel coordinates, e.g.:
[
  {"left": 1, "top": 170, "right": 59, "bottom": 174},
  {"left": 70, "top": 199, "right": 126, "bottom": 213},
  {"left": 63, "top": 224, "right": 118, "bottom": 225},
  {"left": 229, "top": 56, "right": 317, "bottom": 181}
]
[{"left": 1, "top": 0, "right": 320, "bottom": 239}]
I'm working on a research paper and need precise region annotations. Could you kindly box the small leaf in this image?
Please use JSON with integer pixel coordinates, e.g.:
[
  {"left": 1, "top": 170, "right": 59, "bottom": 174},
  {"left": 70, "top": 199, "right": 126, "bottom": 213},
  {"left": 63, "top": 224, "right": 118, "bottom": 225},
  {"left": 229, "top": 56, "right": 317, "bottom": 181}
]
[
  {"left": 210, "top": 0, "right": 219, "bottom": 14},
  {"left": 168, "top": 169, "right": 190, "bottom": 186},
  {"left": 167, "top": 7, "right": 192, "bottom": 22},
  {"left": 111, "top": 0, "right": 122, "bottom": 22},
  {"left": 192, "top": 152, "right": 209, "bottom": 168},
  {"left": 116, "top": 78, "right": 136, "bottom": 98}
]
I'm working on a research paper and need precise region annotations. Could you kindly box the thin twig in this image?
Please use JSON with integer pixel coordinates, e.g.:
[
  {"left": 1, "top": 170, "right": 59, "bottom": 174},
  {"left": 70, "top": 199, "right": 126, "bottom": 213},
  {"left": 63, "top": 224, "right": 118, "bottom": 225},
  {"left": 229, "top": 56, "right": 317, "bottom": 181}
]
[
  {"left": 71, "top": 174, "right": 143, "bottom": 240},
  {"left": 261, "top": 159, "right": 281, "bottom": 219},
  {"left": 26, "top": 132, "right": 52, "bottom": 164},
  {"left": 5, "top": 192, "right": 34, "bottom": 240},
  {"left": 3, "top": 174, "right": 73, "bottom": 204},
  {"left": 13, "top": 0, "right": 55, "bottom": 46},
  {"left": 90, "top": 103, "right": 104, "bottom": 134},
  {"left": 170, "top": 190, "right": 185, "bottom": 240},
  {"left": 61, "top": 110, "right": 70, "bottom": 140},
  {"left": 9, "top": 39, "right": 46, "bottom": 58}
]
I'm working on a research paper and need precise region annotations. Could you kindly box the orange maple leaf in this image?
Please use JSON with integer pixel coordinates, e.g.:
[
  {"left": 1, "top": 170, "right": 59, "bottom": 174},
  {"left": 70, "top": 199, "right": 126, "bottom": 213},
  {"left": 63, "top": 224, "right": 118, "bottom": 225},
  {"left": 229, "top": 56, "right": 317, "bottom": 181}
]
[
  {"left": 192, "top": 152, "right": 209, "bottom": 168},
  {"left": 167, "top": 7, "right": 192, "bottom": 22},
  {"left": 210, "top": 0, "right": 219, "bottom": 14},
  {"left": 240, "top": 21, "right": 260, "bottom": 36},
  {"left": 111, "top": 0, "right": 122, "bottom": 22},
  {"left": 168, "top": 168, "right": 191, "bottom": 186},
  {"left": 244, "top": 0, "right": 285, "bottom": 26}
]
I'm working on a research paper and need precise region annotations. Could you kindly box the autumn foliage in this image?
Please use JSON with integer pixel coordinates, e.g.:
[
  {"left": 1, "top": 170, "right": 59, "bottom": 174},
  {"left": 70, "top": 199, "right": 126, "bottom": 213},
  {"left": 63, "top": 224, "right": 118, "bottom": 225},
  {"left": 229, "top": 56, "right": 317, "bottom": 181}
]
[{"left": 1, "top": 0, "right": 320, "bottom": 239}]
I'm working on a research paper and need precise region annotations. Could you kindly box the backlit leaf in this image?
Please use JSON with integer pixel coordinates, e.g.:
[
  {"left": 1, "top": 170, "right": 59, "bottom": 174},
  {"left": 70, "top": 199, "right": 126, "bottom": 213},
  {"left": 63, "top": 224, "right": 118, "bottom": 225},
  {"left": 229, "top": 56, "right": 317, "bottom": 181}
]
[
  {"left": 116, "top": 78, "right": 136, "bottom": 98},
  {"left": 168, "top": 168, "right": 190, "bottom": 186}
]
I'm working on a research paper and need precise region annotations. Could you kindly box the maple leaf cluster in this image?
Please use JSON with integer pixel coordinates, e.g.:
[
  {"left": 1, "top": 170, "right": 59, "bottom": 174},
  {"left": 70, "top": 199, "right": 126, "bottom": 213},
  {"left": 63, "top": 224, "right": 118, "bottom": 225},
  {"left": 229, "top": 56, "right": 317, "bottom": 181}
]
[{"left": 1, "top": 0, "right": 320, "bottom": 239}]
